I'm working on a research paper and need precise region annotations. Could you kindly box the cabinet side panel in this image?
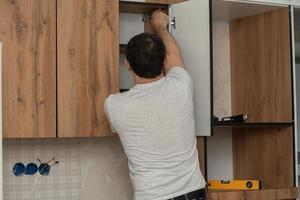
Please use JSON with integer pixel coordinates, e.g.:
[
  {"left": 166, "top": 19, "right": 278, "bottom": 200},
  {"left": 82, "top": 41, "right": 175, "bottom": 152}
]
[
  {"left": 230, "top": 8, "right": 292, "bottom": 122},
  {"left": 58, "top": 0, "right": 119, "bottom": 137},
  {"left": 197, "top": 136, "right": 206, "bottom": 177},
  {"left": 0, "top": 0, "right": 56, "bottom": 138}
]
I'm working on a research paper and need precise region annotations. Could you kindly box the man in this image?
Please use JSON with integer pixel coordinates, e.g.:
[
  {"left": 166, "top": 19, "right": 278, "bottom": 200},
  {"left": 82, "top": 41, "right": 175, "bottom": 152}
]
[{"left": 104, "top": 10, "right": 207, "bottom": 200}]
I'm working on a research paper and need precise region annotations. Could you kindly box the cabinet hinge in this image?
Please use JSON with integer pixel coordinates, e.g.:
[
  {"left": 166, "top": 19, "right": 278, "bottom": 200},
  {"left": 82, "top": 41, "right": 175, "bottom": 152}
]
[{"left": 171, "top": 17, "right": 176, "bottom": 29}]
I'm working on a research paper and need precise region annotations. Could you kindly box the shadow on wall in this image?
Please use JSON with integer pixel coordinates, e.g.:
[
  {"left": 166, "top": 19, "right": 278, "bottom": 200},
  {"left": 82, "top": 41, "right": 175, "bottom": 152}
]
[{"left": 3, "top": 137, "right": 132, "bottom": 200}]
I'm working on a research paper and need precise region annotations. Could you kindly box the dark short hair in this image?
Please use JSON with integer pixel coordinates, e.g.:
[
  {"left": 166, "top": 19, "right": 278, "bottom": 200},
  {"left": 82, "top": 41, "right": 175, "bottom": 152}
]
[{"left": 126, "top": 33, "right": 166, "bottom": 79}]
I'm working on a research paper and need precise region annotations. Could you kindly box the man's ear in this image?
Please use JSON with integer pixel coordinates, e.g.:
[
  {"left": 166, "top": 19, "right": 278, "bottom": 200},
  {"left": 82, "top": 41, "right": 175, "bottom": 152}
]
[
  {"left": 125, "top": 58, "right": 131, "bottom": 71},
  {"left": 164, "top": 56, "right": 167, "bottom": 67}
]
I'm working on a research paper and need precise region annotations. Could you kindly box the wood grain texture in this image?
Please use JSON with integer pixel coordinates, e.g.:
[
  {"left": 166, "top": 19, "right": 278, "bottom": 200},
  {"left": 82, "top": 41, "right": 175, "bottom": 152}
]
[
  {"left": 146, "top": 0, "right": 188, "bottom": 4},
  {"left": 0, "top": 0, "right": 56, "bottom": 138},
  {"left": 230, "top": 8, "right": 292, "bottom": 122},
  {"left": 233, "top": 127, "right": 294, "bottom": 189},
  {"left": 119, "top": 1, "right": 168, "bottom": 14},
  {"left": 197, "top": 137, "right": 206, "bottom": 177},
  {"left": 58, "top": 0, "right": 119, "bottom": 137},
  {"left": 209, "top": 187, "right": 298, "bottom": 200}
]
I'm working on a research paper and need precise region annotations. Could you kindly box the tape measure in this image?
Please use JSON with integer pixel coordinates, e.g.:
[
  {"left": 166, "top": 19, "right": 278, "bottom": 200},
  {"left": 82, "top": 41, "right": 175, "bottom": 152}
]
[{"left": 208, "top": 180, "right": 261, "bottom": 190}]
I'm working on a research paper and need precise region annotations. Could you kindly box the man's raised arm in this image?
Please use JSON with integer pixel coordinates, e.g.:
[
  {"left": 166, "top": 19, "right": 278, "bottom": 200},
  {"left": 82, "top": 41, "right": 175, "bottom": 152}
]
[{"left": 150, "top": 10, "right": 184, "bottom": 73}]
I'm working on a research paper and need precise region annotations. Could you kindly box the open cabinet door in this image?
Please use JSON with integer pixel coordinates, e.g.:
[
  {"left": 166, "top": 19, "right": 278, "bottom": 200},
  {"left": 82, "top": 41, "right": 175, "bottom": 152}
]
[
  {"left": 171, "top": 0, "right": 211, "bottom": 136},
  {"left": 291, "top": 5, "right": 300, "bottom": 188}
]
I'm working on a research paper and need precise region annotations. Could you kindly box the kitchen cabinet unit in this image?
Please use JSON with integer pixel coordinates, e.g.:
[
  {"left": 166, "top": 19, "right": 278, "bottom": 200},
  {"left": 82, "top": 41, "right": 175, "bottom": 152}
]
[
  {"left": 0, "top": 0, "right": 56, "bottom": 138},
  {"left": 57, "top": 0, "right": 119, "bottom": 137},
  {"left": 206, "top": 0, "right": 297, "bottom": 199}
]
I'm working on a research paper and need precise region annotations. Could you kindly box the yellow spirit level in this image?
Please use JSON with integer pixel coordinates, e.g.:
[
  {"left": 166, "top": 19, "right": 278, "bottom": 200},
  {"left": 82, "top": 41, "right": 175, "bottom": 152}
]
[{"left": 208, "top": 180, "right": 261, "bottom": 190}]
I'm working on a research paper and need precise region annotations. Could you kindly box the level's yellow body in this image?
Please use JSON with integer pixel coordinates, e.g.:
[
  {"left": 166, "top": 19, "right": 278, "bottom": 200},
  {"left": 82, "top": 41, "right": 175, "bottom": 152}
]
[{"left": 208, "top": 180, "right": 260, "bottom": 190}]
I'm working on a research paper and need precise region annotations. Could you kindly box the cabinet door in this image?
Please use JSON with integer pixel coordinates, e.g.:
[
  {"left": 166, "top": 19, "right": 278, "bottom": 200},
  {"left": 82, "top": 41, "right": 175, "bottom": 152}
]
[
  {"left": 57, "top": 0, "right": 119, "bottom": 137},
  {"left": 0, "top": 0, "right": 56, "bottom": 138},
  {"left": 172, "top": 0, "right": 211, "bottom": 136}
]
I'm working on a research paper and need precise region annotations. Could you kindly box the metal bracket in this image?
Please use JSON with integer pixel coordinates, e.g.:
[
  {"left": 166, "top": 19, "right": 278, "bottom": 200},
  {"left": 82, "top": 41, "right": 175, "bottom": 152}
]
[{"left": 171, "top": 17, "right": 176, "bottom": 29}]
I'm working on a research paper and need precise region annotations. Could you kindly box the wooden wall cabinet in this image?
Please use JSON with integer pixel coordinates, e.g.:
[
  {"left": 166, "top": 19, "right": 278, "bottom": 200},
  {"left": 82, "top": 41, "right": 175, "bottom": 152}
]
[
  {"left": 0, "top": 0, "right": 57, "bottom": 138},
  {"left": 0, "top": 0, "right": 200, "bottom": 138}
]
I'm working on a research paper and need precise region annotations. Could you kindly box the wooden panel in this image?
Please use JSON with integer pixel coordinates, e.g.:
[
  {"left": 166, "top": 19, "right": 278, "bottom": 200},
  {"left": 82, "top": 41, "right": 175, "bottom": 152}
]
[
  {"left": 119, "top": 1, "right": 168, "bottom": 14},
  {"left": 197, "top": 137, "right": 206, "bottom": 177},
  {"left": 233, "top": 127, "right": 294, "bottom": 189},
  {"left": 58, "top": 0, "right": 119, "bottom": 137},
  {"left": 230, "top": 8, "right": 292, "bottom": 122},
  {"left": 0, "top": 0, "right": 56, "bottom": 138},
  {"left": 146, "top": 0, "right": 187, "bottom": 4},
  {"left": 209, "top": 187, "right": 298, "bottom": 200}
]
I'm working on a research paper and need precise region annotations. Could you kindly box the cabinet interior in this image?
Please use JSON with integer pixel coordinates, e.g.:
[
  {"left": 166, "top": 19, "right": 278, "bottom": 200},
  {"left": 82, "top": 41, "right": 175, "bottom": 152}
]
[
  {"left": 119, "top": 2, "right": 167, "bottom": 91},
  {"left": 209, "top": 0, "right": 294, "bottom": 190}
]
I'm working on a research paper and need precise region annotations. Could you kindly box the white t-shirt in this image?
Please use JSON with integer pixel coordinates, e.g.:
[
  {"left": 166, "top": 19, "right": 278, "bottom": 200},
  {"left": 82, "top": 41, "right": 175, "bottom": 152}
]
[{"left": 104, "top": 67, "right": 206, "bottom": 200}]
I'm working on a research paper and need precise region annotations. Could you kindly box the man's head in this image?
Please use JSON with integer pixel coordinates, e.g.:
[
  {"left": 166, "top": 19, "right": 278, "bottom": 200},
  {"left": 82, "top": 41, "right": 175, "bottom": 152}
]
[{"left": 125, "top": 33, "right": 166, "bottom": 79}]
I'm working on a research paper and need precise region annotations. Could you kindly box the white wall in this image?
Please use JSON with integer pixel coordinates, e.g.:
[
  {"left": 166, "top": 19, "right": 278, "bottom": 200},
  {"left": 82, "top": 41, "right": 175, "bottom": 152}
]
[
  {"left": 207, "top": 21, "right": 233, "bottom": 180},
  {"left": 119, "top": 13, "right": 144, "bottom": 90},
  {"left": 207, "top": 129, "right": 233, "bottom": 180}
]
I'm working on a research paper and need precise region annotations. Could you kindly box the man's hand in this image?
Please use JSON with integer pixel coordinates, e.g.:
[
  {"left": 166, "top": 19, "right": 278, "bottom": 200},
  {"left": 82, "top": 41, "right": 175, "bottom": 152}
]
[
  {"left": 150, "top": 10, "right": 169, "bottom": 33},
  {"left": 150, "top": 10, "right": 184, "bottom": 72}
]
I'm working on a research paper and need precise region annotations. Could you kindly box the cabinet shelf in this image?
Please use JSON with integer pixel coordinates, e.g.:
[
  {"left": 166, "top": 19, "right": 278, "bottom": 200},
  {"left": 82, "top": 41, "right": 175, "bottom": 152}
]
[
  {"left": 208, "top": 187, "right": 298, "bottom": 200},
  {"left": 119, "top": 1, "right": 168, "bottom": 14},
  {"left": 213, "top": 121, "right": 293, "bottom": 128}
]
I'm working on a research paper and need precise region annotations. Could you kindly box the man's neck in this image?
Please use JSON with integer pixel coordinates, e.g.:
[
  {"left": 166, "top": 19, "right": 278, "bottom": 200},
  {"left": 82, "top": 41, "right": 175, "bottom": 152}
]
[{"left": 134, "top": 73, "right": 164, "bottom": 85}]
